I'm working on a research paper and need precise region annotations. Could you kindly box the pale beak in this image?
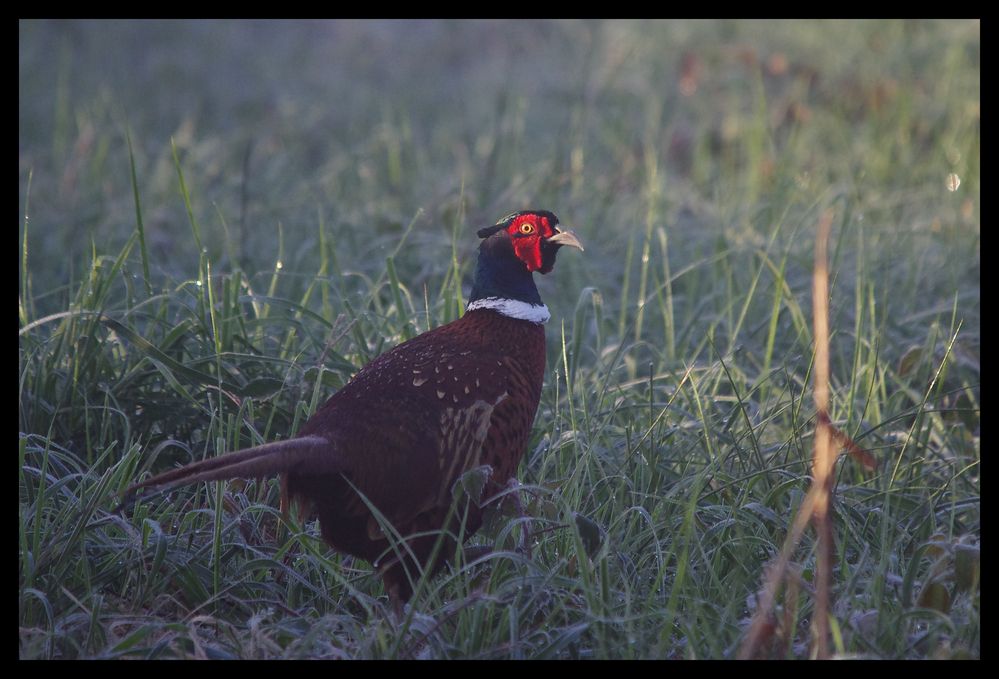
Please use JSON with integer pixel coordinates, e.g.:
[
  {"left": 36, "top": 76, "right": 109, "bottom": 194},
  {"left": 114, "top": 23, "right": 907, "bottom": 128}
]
[{"left": 547, "top": 229, "right": 585, "bottom": 252}]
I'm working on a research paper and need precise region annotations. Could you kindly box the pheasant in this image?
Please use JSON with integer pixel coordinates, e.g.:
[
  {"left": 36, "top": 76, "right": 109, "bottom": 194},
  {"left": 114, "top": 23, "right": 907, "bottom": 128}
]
[{"left": 125, "top": 210, "right": 582, "bottom": 607}]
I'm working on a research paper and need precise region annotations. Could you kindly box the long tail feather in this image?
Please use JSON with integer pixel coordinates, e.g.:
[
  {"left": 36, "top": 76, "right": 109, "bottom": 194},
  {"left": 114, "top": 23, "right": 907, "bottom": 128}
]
[{"left": 125, "top": 435, "right": 337, "bottom": 497}]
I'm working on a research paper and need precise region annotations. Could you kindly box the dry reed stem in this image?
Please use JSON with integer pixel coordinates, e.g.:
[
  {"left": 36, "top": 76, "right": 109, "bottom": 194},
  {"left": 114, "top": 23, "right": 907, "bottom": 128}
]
[
  {"left": 811, "top": 209, "right": 835, "bottom": 659},
  {"left": 738, "top": 209, "right": 853, "bottom": 659}
]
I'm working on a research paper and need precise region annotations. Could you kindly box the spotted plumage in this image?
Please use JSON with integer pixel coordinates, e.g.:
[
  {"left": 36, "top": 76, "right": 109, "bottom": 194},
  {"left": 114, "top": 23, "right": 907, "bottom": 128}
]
[{"left": 125, "top": 210, "right": 582, "bottom": 606}]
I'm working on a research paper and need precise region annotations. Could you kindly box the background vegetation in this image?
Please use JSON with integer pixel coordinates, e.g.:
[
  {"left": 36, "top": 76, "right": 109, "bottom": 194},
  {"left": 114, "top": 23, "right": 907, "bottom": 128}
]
[{"left": 19, "top": 19, "right": 979, "bottom": 659}]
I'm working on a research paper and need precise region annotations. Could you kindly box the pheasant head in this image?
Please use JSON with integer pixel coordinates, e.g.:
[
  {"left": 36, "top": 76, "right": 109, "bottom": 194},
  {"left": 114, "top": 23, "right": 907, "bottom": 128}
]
[{"left": 468, "top": 210, "right": 583, "bottom": 322}]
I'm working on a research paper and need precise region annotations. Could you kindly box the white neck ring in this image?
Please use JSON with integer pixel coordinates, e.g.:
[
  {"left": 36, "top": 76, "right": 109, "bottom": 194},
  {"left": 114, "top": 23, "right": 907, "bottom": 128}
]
[{"left": 466, "top": 297, "right": 551, "bottom": 324}]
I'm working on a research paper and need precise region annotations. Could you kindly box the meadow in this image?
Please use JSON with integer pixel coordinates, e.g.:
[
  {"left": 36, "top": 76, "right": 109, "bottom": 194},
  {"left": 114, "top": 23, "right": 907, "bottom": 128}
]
[{"left": 19, "top": 19, "right": 979, "bottom": 659}]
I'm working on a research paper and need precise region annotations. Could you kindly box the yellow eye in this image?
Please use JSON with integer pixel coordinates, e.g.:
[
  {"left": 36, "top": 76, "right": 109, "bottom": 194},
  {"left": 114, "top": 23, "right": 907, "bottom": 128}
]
[{"left": 519, "top": 223, "right": 535, "bottom": 234}]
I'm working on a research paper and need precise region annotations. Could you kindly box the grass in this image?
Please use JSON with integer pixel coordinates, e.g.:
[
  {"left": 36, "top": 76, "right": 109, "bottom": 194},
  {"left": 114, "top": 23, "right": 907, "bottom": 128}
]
[{"left": 19, "top": 19, "right": 979, "bottom": 659}]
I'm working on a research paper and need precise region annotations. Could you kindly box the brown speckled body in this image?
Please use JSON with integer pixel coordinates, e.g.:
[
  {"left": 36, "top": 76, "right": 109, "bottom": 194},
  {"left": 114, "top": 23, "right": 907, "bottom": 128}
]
[{"left": 291, "top": 308, "right": 545, "bottom": 600}]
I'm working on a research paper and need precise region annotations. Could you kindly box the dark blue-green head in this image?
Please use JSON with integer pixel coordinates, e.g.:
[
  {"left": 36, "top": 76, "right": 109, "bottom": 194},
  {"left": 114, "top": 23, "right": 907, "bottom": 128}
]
[{"left": 469, "top": 210, "right": 583, "bottom": 308}]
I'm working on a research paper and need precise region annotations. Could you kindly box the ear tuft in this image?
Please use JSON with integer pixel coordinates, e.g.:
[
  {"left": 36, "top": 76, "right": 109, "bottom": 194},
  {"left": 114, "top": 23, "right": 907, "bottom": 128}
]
[{"left": 477, "top": 224, "right": 505, "bottom": 239}]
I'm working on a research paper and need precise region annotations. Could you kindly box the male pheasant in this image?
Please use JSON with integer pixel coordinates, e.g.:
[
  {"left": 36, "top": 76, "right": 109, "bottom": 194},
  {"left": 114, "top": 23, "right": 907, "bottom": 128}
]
[{"left": 126, "top": 210, "right": 582, "bottom": 606}]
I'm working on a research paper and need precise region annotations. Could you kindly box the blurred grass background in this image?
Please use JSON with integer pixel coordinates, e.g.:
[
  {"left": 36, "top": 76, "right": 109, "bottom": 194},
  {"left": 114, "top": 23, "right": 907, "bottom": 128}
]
[{"left": 19, "top": 19, "right": 979, "bottom": 659}]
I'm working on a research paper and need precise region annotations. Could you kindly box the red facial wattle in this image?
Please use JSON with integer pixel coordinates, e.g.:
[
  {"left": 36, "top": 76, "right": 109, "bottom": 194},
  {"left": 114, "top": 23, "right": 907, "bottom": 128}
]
[
  {"left": 512, "top": 235, "right": 542, "bottom": 272},
  {"left": 508, "top": 213, "right": 554, "bottom": 273}
]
